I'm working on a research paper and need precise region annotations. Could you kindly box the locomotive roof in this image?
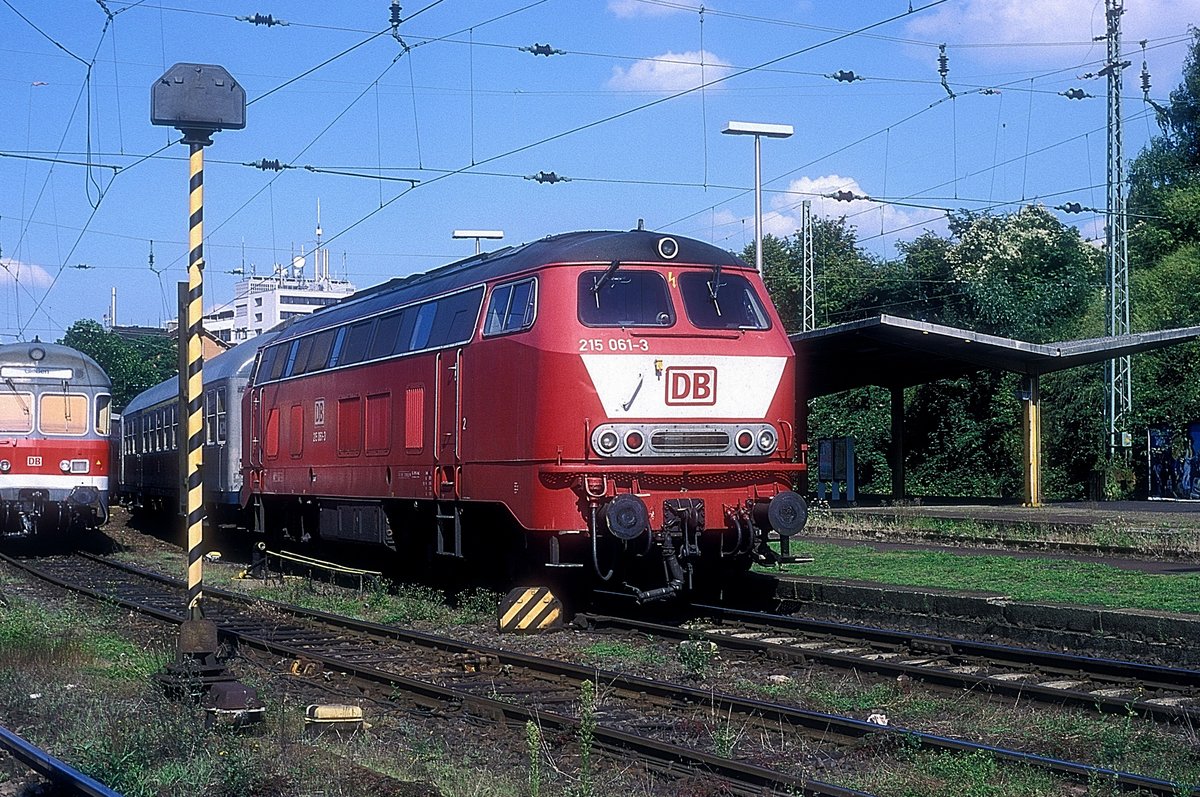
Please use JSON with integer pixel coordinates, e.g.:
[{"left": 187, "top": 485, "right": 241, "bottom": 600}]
[
  {"left": 0, "top": 341, "right": 110, "bottom": 388},
  {"left": 122, "top": 330, "right": 280, "bottom": 415},
  {"left": 273, "top": 229, "right": 747, "bottom": 343}
]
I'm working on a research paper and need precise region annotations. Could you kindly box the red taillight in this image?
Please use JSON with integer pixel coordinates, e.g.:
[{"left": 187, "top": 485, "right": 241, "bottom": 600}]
[
  {"left": 736, "top": 430, "right": 754, "bottom": 452},
  {"left": 625, "top": 430, "right": 644, "bottom": 452}
]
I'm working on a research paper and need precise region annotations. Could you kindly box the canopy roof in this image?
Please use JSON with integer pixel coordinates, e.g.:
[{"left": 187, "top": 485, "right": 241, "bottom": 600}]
[{"left": 790, "top": 315, "right": 1200, "bottom": 398}]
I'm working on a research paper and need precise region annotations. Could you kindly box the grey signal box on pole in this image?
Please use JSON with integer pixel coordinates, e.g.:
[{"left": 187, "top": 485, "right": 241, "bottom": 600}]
[{"left": 151, "top": 63, "right": 245, "bottom": 144}]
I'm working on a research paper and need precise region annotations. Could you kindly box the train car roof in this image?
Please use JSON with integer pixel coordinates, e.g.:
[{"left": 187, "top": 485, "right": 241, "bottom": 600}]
[
  {"left": 122, "top": 330, "right": 281, "bottom": 415},
  {"left": 0, "top": 341, "right": 110, "bottom": 388},
  {"left": 271, "top": 229, "right": 746, "bottom": 344}
]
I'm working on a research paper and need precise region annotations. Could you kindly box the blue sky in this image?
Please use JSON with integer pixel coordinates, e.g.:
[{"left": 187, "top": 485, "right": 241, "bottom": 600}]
[{"left": 1, "top": 0, "right": 1195, "bottom": 340}]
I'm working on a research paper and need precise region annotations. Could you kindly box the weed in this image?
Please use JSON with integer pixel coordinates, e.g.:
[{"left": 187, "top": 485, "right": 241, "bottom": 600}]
[
  {"left": 578, "top": 679, "right": 596, "bottom": 797},
  {"left": 527, "top": 720, "right": 542, "bottom": 797},
  {"left": 677, "top": 635, "right": 718, "bottom": 678},
  {"left": 581, "top": 638, "right": 666, "bottom": 668}
]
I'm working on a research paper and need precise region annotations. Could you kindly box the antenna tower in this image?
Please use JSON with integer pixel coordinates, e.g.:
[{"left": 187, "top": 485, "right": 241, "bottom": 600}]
[{"left": 1105, "top": 0, "right": 1131, "bottom": 455}]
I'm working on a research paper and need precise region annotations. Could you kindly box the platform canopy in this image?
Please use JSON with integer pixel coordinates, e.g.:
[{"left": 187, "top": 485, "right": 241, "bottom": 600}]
[
  {"left": 791, "top": 314, "right": 1200, "bottom": 399},
  {"left": 789, "top": 315, "right": 1200, "bottom": 506}
]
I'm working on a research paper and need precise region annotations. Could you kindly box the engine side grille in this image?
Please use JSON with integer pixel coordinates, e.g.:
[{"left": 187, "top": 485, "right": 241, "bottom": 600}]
[{"left": 650, "top": 430, "right": 730, "bottom": 453}]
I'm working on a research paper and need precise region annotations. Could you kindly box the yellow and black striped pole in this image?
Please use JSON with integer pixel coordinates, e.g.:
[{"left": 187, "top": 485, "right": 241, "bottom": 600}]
[{"left": 185, "top": 141, "right": 206, "bottom": 619}]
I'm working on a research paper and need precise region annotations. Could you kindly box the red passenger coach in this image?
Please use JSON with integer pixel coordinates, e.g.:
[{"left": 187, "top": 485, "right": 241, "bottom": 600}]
[
  {"left": 0, "top": 341, "right": 112, "bottom": 541},
  {"left": 244, "top": 230, "right": 806, "bottom": 600}
]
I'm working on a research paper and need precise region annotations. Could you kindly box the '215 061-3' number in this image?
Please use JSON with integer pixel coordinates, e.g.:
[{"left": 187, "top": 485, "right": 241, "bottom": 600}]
[{"left": 579, "top": 338, "right": 649, "bottom": 352}]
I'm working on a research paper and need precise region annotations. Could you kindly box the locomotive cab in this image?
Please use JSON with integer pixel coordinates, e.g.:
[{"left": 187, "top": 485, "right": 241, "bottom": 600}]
[
  {"left": 526, "top": 239, "right": 807, "bottom": 599},
  {"left": 0, "top": 341, "right": 112, "bottom": 540}
]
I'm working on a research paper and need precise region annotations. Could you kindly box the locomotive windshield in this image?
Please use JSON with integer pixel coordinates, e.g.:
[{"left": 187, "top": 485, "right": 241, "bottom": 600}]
[
  {"left": 679, "top": 272, "right": 770, "bottom": 330},
  {"left": 578, "top": 269, "right": 674, "bottom": 327}
]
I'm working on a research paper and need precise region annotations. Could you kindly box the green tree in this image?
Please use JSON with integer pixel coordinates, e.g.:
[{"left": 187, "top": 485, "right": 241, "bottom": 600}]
[
  {"left": 1128, "top": 29, "right": 1200, "bottom": 454},
  {"left": 59, "top": 320, "right": 177, "bottom": 410}
]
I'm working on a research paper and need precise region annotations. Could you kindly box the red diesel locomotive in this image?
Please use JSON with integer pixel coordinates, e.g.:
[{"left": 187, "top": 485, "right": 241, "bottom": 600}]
[
  {"left": 0, "top": 340, "right": 112, "bottom": 541},
  {"left": 244, "top": 230, "right": 806, "bottom": 600}
]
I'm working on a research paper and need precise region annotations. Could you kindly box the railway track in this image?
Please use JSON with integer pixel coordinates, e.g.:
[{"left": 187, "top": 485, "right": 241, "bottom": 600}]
[
  {"left": 0, "top": 724, "right": 122, "bottom": 797},
  {"left": 577, "top": 604, "right": 1200, "bottom": 724},
  {"left": 3, "top": 552, "right": 1197, "bottom": 796}
]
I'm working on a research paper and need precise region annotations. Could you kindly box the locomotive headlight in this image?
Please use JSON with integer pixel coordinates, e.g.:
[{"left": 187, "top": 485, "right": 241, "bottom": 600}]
[
  {"left": 757, "top": 428, "right": 778, "bottom": 454},
  {"left": 735, "top": 429, "right": 755, "bottom": 453},
  {"left": 0, "top": 459, "right": 9, "bottom": 473},
  {"left": 624, "top": 430, "right": 644, "bottom": 453},
  {"left": 59, "top": 459, "right": 71, "bottom": 473},
  {"left": 596, "top": 429, "right": 620, "bottom": 455}
]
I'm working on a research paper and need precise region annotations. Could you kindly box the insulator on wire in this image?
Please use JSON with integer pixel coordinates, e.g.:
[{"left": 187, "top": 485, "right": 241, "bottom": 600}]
[
  {"left": 520, "top": 43, "right": 565, "bottom": 57},
  {"left": 937, "top": 44, "right": 954, "bottom": 98},
  {"left": 829, "top": 190, "right": 858, "bottom": 202},
  {"left": 1060, "top": 88, "right": 1093, "bottom": 100},
  {"left": 390, "top": 1, "right": 402, "bottom": 32},
  {"left": 1058, "top": 202, "right": 1085, "bottom": 214},
  {"left": 247, "top": 158, "right": 287, "bottom": 171},
  {"left": 980, "top": 88, "right": 1001, "bottom": 95},
  {"left": 237, "top": 13, "right": 288, "bottom": 27},
  {"left": 826, "top": 70, "right": 864, "bottom": 83},
  {"left": 526, "top": 171, "right": 569, "bottom": 184}
]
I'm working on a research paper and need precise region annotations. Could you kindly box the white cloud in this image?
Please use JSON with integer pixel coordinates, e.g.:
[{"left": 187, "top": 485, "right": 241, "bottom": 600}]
[
  {"left": 762, "top": 174, "right": 944, "bottom": 243},
  {"left": 0, "top": 259, "right": 53, "bottom": 289},
  {"left": 607, "top": 50, "right": 733, "bottom": 93},
  {"left": 907, "top": 0, "right": 1193, "bottom": 66},
  {"left": 607, "top": 0, "right": 686, "bottom": 19}
]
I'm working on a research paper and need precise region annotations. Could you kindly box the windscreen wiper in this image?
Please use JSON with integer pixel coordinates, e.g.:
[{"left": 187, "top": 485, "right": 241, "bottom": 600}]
[
  {"left": 708, "top": 263, "right": 724, "bottom": 317},
  {"left": 591, "top": 260, "right": 621, "bottom": 307},
  {"left": 3, "top": 378, "right": 30, "bottom": 416}
]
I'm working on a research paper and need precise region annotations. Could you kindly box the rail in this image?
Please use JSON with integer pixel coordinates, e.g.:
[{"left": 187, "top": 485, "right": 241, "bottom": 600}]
[{"left": 0, "top": 724, "right": 123, "bottom": 797}]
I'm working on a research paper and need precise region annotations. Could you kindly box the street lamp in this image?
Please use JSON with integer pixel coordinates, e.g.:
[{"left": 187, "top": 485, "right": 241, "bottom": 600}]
[
  {"left": 453, "top": 229, "right": 504, "bottom": 254},
  {"left": 722, "top": 121, "right": 793, "bottom": 272}
]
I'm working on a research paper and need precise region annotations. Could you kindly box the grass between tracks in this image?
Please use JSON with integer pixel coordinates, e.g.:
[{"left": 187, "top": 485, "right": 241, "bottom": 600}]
[
  {"left": 0, "top": 574, "right": 537, "bottom": 797},
  {"left": 738, "top": 674, "right": 1200, "bottom": 795},
  {"left": 766, "top": 540, "right": 1200, "bottom": 613},
  {"left": 807, "top": 509, "right": 1200, "bottom": 555}
]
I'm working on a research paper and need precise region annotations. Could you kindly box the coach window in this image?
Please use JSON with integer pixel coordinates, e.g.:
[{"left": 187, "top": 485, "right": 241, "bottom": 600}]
[
  {"left": 368, "top": 311, "right": 405, "bottom": 360},
  {"left": 0, "top": 391, "right": 33, "bottom": 434},
  {"left": 578, "top": 269, "right": 675, "bottom": 327},
  {"left": 305, "top": 329, "right": 337, "bottom": 373},
  {"left": 216, "top": 388, "right": 227, "bottom": 443},
  {"left": 409, "top": 303, "right": 437, "bottom": 351},
  {"left": 678, "top": 272, "right": 770, "bottom": 330},
  {"left": 340, "top": 319, "right": 375, "bottom": 365},
  {"left": 286, "top": 336, "right": 314, "bottom": 378},
  {"left": 39, "top": 393, "right": 88, "bottom": 436},
  {"left": 267, "top": 343, "right": 291, "bottom": 381},
  {"left": 429, "top": 286, "right": 484, "bottom": 347},
  {"left": 327, "top": 327, "right": 348, "bottom": 368},
  {"left": 484, "top": 279, "right": 536, "bottom": 336},
  {"left": 94, "top": 394, "right": 111, "bottom": 436},
  {"left": 204, "top": 390, "right": 217, "bottom": 445}
]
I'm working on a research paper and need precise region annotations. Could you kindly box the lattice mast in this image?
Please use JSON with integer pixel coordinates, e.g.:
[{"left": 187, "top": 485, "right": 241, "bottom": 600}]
[
  {"left": 800, "top": 200, "right": 815, "bottom": 331},
  {"left": 1105, "top": 0, "right": 1131, "bottom": 454}
]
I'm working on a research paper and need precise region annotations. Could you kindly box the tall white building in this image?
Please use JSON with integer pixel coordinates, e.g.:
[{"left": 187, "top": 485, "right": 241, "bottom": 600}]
[{"left": 205, "top": 250, "right": 355, "bottom": 343}]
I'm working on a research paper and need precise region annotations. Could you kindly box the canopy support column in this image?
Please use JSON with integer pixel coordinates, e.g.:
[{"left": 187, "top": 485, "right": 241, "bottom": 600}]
[{"left": 1021, "top": 374, "right": 1042, "bottom": 507}]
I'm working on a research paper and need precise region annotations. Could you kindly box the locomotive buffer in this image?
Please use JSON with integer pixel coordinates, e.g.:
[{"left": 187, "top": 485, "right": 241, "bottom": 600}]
[{"left": 151, "top": 63, "right": 262, "bottom": 723}]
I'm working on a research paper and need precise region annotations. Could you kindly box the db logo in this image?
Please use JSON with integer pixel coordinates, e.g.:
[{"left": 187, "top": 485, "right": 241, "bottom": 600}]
[{"left": 665, "top": 366, "right": 717, "bottom": 406}]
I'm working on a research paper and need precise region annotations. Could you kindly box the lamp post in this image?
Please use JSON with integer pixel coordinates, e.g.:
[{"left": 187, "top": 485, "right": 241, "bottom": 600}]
[
  {"left": 453, "top": 229, "right": 504, "bottom": 254},
  {"left": 722, "top": 121, "right": 793, "bottom": 272}
]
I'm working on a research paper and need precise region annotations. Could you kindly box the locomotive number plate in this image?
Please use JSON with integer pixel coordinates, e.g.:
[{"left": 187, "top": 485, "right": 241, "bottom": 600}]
[
  {"left": 579, "top": 338, "right": 650, "bottom": 352},
  {"left": 27, "top": 456, "right": 42, "bottom": 467}
]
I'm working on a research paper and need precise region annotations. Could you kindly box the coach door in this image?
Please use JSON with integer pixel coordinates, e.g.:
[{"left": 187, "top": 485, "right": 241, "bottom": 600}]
[{"left": 433, "top": 347, "right": 464, "bottom": 557}]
